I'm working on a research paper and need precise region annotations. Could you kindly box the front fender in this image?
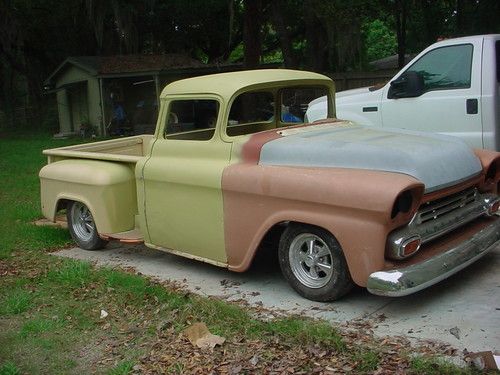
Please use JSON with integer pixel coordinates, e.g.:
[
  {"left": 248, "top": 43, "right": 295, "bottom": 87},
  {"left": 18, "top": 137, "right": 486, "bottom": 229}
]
[
  {"left": 222, "top": 164, "right": 423, "bottom": 286},
  {"left": 39, "top": 159, "right": 137, "bottom": 234}
]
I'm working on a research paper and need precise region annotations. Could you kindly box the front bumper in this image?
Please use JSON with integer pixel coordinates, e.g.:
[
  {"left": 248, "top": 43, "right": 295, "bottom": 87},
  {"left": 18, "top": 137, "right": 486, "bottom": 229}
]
[{"left": 367, "top": 218, "right": 500, "bottom": 297}]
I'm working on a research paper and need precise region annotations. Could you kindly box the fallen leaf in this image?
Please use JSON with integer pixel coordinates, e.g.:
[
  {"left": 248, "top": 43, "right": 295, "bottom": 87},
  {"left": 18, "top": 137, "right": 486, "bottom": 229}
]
[
  {"left": 183, "top": 322, "right": 226, "bottom": 349},
  {"left": 449, "top": 326, "right": 460, "bottom": 339}
]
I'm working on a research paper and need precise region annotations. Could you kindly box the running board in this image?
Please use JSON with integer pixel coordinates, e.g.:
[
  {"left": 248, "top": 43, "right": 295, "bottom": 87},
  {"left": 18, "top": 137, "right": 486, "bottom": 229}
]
[{"left": 100, "top": 229, "right": 144, "bottom": 244}]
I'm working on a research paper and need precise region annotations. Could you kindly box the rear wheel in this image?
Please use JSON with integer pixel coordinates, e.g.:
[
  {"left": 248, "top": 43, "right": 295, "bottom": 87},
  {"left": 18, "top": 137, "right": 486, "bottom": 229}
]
[
  {"left": 278, "top": 224, "right": 353, "bottom": 301},
  {"left": 67, "top": 201, "right": 108, "bottom": 250}
]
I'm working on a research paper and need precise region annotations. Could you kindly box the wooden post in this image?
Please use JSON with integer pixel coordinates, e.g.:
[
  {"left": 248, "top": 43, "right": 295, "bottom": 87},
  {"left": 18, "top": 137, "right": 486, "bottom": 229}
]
[{"left": 99, "top": 78, "right": 106, "bottom": 136}]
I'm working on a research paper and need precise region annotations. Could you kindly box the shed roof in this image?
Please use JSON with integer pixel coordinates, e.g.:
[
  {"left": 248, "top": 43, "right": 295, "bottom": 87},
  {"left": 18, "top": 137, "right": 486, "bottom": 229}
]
[
  {"left": 46, "top": 54, "right": 205, "bottom": 84},
  {"left": 160, "top": 69, "right": 333, "bottom": 100}
]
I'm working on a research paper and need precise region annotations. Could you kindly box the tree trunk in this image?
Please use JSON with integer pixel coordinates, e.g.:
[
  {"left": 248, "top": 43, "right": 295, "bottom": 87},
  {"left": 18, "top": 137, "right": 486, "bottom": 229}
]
[
  {"left": 243, "top": 0, "right": 262, "bottom": 68},
  {"left": 395, "top": 0, "right": 407, "bottom": 69},
  {"left": 456, "top": 0, "right": 464, "bottom": 36},
  {"left": 303, "top": 0, "right": 326, "bottom": 72},
  {"left": 270, "top": 0, "right": 296, "bottom": 68},
  {"left": 227, "top": 0, "right": 235, "bottom": 57}
]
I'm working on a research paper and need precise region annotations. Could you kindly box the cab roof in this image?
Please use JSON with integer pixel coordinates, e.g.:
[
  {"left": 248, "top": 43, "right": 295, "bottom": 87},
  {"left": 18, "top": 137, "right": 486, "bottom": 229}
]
[{"left": 160, "top": 69, "right": 333, "bottom": 100}]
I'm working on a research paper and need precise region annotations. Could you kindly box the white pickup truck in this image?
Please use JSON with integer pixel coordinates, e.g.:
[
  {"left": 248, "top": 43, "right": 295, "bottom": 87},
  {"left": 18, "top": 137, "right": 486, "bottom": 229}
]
[{"left": 306, "top": 34, "right": 500, "bottom": 150}]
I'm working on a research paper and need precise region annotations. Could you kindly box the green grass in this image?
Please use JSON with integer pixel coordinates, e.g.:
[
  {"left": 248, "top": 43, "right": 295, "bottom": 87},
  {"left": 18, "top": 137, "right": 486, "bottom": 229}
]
[
  {"left": 107, "top": 360, "right": 135, "bottom": 375},
  {"left": 352, "top": 350, "right": 380, "bottom": 373},
  {"left": 0, "top": 289, "right": 32, "bottom": 315},
  {"left": 0, "top": 133, "right": 79, "bottom": 259},
  {"left": 19, "top": 318, "right": 62, "bottom": 338},
  {"left": 47, "top": 259, "right": 93, "bottom": 287},
  {"left": 0, "top": 133, "right": 472, "bottom": 374},
  {"left": 409, "top": 356, "right": 477, "bottom": 375},
  {"left": 0, "top": 362, "right": 20, "bottom": 375},
  {"left": 266, "top": 316, "right": 345, "bottom": 350}
]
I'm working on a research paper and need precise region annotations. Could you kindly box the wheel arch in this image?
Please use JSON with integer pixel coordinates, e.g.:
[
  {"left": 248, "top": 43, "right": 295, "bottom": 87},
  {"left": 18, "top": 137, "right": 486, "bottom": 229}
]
[{"left": 226, "top": 208, "right": 388, "bottom": 287}]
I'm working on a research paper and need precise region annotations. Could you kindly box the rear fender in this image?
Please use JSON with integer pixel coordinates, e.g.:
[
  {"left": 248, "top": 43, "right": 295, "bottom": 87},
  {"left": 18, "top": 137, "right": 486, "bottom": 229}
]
[{"left": 39, "top": 159, "right": 137, "bottom": 234}]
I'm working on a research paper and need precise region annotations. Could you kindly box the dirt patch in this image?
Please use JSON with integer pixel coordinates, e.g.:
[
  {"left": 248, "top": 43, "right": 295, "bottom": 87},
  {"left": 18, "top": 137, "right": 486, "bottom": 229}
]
[
  {"left": 71, "top": 335, "right": 117, "bottom": 374},
  {"left": 0, "top": 260, "right": 20, "bottom": 277},
  {"left": 33, "top": 215, "right": 68, "bottom": 229}
]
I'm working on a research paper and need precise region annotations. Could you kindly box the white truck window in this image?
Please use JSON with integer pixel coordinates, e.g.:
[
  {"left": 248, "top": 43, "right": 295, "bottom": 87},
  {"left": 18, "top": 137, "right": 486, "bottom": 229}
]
[{"left": 407, "top": 44, "right": 473, "bottom": 91}]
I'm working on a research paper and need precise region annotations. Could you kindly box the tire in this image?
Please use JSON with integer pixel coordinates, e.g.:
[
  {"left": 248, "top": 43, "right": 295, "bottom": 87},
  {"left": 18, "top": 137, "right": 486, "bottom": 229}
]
[
  {"left": 278, "top": 224, "right": 353, "bottom": 301},
  {"left": 66, "top": 201, "right": 108, "bottom": 250}
]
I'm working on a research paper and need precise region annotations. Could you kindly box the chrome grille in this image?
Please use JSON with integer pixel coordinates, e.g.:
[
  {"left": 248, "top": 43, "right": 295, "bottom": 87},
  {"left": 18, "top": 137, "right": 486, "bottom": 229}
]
[{"left": 417, "top": 187, "right": 478, "bottom": 224}]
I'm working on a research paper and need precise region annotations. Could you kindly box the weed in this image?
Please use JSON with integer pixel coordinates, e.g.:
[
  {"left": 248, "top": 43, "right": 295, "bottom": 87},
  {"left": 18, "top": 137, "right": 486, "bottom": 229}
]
[
  {"left": 0, "top": 289, "right": 32, "bottom": 315},
  {"left": 0, "top": 362, "right": 20, "bottom": 375},
  {"left": 46, "top": 260, "right": 93, "bottom": 287},
  {"left": 107, "top": 360, "right": 135, "bottom": 375},
  {"left": 19, "top": 318, "right": 61, "bottom": 338},
  {"left": 353, "top": 350, "right": 380, "bottom": 373},
  {"left": 267, "top": 316, "right": 345, "bottom": 351},
  {"left": 167, "top": 362, "right": 185, "bottom": 374},
  {"left": 409, "top": 356, "right": 473, "bottom": 375},
  {"left": 103, "top": 269, "right": 149, "bottom": 298},
  {"left": 190, "top": 297, "right": 258, "bottom": 337}
]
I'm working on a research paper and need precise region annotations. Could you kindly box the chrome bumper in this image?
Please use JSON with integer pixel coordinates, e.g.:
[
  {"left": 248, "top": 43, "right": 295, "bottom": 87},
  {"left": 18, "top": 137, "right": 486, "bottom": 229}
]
[{"left": 367, "top": 218, "right": 500, "bottom": 297}]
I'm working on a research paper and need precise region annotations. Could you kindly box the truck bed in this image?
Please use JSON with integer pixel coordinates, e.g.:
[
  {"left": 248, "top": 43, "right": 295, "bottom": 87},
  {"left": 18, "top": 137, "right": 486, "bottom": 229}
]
[{"left": 43, "top": 135, "right": 155, "bottom": 163}]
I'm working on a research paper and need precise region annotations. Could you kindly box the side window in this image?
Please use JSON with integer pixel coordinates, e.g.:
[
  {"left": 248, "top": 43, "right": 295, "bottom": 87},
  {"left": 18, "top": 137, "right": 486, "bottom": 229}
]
[
  {"left": 164, "top": 99, "right": 218, "bottom": 141},
  {"left": 227, "top": 91, "right": 274, "bottom": 136},
  {"left": 281, "top": 87, "right": 329, "bottom": 123},
  {"left": 406, "top": 44, "right": 473, "bottom": 91}
]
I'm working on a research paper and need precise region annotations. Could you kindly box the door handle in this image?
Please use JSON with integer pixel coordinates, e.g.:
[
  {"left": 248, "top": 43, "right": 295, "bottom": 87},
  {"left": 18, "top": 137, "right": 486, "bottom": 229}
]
[{"left": 466, "top": 99, "right": 478, "bottom": 114}]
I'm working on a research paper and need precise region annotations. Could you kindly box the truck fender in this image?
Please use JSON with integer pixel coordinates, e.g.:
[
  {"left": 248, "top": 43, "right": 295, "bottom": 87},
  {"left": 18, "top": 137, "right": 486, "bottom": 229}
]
[{"left": 39, "top": 159, "right": 137, "bottom": 234}]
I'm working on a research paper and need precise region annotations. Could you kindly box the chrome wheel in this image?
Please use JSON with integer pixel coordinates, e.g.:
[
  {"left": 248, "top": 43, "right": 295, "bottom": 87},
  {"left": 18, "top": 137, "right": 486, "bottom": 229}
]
[
  {"left": 289, "top": 233, "right": 333, "bottom": 289},
  {"left": 67, "top": 201, "right": 107, "bottom": 250},
  {"left": 70, "top": 202, "right": 96, "bottom": 242}
]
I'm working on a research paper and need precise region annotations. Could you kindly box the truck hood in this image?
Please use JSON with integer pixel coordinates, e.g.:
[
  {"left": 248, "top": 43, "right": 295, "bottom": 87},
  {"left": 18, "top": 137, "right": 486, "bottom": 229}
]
[
  {"left": 335, "top": 87, "right": 371, "bottom": 98},
  {"left": 259, "top": 122, "right": 482, "bottom": 193}
]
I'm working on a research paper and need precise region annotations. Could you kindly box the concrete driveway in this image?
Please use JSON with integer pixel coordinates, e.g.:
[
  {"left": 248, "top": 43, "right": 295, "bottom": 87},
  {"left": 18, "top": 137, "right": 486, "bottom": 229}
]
[{"left": 53, "top": 244, "right": 500, "bottom": 352}]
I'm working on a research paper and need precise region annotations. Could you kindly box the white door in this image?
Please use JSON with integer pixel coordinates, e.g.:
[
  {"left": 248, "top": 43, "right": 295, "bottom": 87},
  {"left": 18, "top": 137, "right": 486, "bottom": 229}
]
[{"left": 380, "top": 42, "right": 483, "bottom": 148}]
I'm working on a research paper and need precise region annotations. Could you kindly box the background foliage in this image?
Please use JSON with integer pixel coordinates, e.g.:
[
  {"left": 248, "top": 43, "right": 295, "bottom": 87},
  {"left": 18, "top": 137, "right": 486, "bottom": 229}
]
[{"left": 0, "top": 0, "right": 499, "bottom": 131}]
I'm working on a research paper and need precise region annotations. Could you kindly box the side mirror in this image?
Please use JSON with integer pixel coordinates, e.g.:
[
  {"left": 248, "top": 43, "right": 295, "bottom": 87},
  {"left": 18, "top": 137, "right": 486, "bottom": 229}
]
[{"left": 388, "top": 71, "right": 425, "bottom": 99}]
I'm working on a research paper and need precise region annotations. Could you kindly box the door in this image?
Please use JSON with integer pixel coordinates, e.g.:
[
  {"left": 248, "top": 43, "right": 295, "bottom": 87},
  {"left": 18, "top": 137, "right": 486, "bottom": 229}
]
[
  {"left": 142, "top": 96, "right": 231, "bottom": 264},
  {"left": 380, "top": 42, "right": 483, "bottom": 148}
]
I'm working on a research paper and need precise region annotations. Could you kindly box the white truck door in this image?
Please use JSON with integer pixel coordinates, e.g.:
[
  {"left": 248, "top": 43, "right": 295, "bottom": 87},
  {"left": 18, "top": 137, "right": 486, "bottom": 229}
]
[{"left": 380, "top": 40, "right": 483, "bottom": 148}]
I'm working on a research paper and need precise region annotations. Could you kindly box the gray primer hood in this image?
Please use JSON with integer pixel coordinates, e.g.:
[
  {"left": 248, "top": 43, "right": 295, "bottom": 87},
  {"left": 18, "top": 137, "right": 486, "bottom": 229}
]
[{"left": 259, "top": 123, "right": 482, "bottom": 193}]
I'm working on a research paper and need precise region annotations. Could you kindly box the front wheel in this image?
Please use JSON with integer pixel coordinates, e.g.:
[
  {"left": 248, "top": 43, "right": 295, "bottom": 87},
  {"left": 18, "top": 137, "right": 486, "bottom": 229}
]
[
  {"left": 67, "top": 201, "right": 108, "bottom": 250},
  {"left": 278, "top": 224, "right": 353, "bottom": 301}
]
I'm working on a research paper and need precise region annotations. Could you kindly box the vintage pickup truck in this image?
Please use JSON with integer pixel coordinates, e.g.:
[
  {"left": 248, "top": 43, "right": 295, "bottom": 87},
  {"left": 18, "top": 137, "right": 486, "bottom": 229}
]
[{"left": 40, "top": 69, "right": 500, "bottom": 301}]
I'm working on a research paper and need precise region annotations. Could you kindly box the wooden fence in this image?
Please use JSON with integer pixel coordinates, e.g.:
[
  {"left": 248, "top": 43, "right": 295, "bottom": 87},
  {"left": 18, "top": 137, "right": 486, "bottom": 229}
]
[
  {"left": 326, "top": 70, "right": 397, "bottom": 92},
  {"left": 0, "top": 105, "right": 39, "bottom": 130}
]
